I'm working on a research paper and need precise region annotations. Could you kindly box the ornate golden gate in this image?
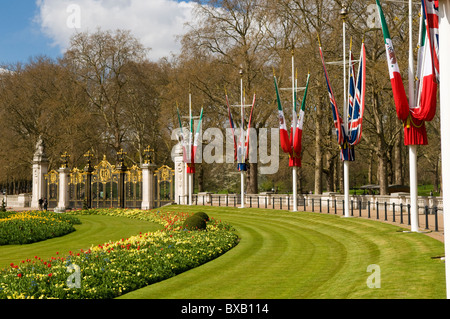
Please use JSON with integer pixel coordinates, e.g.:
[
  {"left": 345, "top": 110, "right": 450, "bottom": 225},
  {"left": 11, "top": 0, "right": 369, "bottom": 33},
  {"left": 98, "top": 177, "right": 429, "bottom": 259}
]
[
  {"left": 69, "top": 168, "right": 86, "bottom": 209},
  {"left": 153, "top": 165, "right": 175, "bottom": 208},
  {"left": 90, "top": 156, "right": 120, "bottom": 208},
  {"left": 44, "top": 170, "right": 59, "bottom": 209},
  {"left": 124, "top": 165, "right": 142, "bottom": 208},
  {"left": 43, "top": 150, "right": 157, "bottom": 210}
]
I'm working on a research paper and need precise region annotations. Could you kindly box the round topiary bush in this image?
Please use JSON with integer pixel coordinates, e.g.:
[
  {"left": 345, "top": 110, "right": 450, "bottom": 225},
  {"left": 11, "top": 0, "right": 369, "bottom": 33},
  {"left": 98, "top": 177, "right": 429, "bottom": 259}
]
[
  {"left": 182, "top": 215, "right": 207, "bottom": 231},
  {"left": 194, "top": 211, "right": 209, "bottom": 222}
]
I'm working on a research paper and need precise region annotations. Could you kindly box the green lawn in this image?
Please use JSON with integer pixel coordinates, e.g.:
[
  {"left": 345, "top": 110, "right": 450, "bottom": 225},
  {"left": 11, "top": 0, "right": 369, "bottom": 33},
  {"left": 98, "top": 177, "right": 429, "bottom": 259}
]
[
  {"left": 120, "top": 206, "right": 446, "bottom": 299},
  {"left": 0, "top": 206, "right": 445, "bottom": 299},
  {"left": 0, "top": 215, "right": 163, "bottom": 270}
]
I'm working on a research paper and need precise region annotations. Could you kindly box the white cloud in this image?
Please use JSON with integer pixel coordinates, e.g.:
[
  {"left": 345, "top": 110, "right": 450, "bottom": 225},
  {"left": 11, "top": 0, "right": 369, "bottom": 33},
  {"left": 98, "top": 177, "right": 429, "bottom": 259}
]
[{"left": 35, "top": 0, "right": 196, "bottom": 61}]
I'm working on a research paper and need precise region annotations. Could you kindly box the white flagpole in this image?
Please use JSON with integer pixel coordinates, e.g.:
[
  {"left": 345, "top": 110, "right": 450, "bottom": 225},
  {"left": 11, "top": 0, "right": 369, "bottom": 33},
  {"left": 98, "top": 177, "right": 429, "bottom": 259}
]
[
  {"left": 408, "top": 0, "right": 419, "bottom": 232},
  {"left": 341, "top": 6, "right": 350, "bottom": 218},
  {"left": 188, "top": 93, "right": 193, "bottom": 206},
  {"left": 439, "top": 0, "right": 450, "bottom": 298},
  {"left": 292, "top": 52, "right": 298, "bottom": 212},
  {"left": 240, "top": 68, "right": 245, "bottom": 209}
]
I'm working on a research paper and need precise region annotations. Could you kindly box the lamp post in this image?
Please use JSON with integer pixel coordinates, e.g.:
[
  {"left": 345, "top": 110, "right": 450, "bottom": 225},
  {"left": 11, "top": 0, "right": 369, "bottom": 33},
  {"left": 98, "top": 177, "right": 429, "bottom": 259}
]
[{"left": 340, "top": 5, "right": 350, "bottom": 218}]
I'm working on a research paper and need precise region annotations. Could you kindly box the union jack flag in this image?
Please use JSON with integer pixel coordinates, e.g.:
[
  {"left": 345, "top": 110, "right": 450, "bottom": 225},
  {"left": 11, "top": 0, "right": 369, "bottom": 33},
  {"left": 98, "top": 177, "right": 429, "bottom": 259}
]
[
  {"left": 348, "top": 42, "right": 366, "bottom": 146},
  {"left": 319, "top": 44, "right": 345, "bottom": 146},
  {"left": 319, "top": 39, "right": 365, "bottom": 161}
]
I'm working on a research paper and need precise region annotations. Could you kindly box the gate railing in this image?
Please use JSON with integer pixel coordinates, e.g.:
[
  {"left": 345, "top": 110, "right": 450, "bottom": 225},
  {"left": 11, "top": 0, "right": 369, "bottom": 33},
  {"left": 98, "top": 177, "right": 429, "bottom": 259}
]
[{"left": 153, "top": 165, "right": 174, "bottom": 208}]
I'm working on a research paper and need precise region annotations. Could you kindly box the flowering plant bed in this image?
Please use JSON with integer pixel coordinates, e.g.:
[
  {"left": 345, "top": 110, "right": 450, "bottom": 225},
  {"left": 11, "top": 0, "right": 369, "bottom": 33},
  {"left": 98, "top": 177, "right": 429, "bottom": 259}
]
[
  {"left": 0, "top": 209, "right": 238, "bottom": 299},
  {"left": 0, "top": 211, "right": 81, "bottom": 245}
]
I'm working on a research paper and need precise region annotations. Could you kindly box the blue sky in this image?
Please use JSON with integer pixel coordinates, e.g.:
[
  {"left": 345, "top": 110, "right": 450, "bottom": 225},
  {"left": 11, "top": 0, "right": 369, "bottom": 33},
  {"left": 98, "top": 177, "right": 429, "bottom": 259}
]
[
  {"left": 0, "top": 1, "right": 61, "bottom": 65},
  {"left": 0, "top": 0, "right": 195, "bottom": 65}
]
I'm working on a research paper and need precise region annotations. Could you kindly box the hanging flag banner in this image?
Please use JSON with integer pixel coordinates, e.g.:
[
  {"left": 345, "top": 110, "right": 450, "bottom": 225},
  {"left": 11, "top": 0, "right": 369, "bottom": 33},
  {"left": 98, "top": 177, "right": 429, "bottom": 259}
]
[
  {"left": 176, "top": 99, "right": 204, "bottom": 174},
  {"left": 293, "top": 73, "right": 311, "bottom": 160},
  {"left": 225, "top": 91, "right": 256, "bottom": 172},
  {"left": 376, "top": 0, "right": 439, "bottom": 146},
  {"left": 273, "top": 71, "right": 310, "bottom": 167},
  {"left": 348, "top": 41, "right": 366, "bottom": 147},
  {"left": 318, "top": 36, "right": 366, "bottom": 161}
]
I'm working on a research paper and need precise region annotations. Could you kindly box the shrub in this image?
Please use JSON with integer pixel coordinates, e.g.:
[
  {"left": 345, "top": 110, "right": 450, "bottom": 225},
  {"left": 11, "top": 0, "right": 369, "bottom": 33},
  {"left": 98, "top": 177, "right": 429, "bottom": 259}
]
[
  {"left": 182, "top": 215, "right": 207, "bottom": 231},
  {"left": 194, "top": 211, "right": 209, "bottom": 222}
]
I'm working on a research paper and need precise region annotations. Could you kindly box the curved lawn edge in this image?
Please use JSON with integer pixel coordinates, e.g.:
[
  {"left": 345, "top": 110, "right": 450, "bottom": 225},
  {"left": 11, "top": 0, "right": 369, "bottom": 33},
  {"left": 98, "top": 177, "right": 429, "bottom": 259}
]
[
  {"left": 0, "top": 211, "right": 82, "bottom": 245},
  {"left": 120, "top": 205, "right": 445, "bottom": 299},
  {"left": 0, "top": 209, "right": 239, "bottom": 299}
]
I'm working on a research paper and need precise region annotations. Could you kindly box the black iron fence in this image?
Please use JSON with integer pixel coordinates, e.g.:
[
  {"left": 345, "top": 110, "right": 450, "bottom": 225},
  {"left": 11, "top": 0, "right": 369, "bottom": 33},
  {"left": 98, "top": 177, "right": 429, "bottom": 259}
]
[{"left": 179, "top": 194, "right": 443, "bottom": 233}]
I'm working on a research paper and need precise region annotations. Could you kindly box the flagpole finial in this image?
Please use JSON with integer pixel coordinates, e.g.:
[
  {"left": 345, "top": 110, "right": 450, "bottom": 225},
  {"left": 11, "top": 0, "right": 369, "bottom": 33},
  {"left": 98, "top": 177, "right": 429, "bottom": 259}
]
[
  {"left": 349, "top": 36, "right": 353, "bottom": 51},
  {"left": 317, "top": 33, "right": 322, "bottom": 47},
  {"left": 340, "top": 5, "right": 348, "bottom": 21}
]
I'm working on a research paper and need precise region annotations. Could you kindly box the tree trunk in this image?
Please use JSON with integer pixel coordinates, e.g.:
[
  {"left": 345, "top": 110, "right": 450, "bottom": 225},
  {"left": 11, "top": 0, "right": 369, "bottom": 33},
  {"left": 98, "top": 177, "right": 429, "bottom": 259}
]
[
  {"left": 198, "top": 164, "right": 204, "bottom": 193},
  {"left": 314, "top": 96, "right": 323, "bottom": 195},
  {"left": 324, "top": 152, "right": 335, "bottom": 192},
  {"left": 394, "top": 133, "right": 404, "bottom": 185},
  {"left": 338, "top": 162, "right": 344, "bottom": 194},
  {"left": 377, "top": 139, "right": 389, "bottom": 195},
  {"left": 247, "top": 162, "right": 258, "bottom": 194},
  {"left": 368, "top": 150, "right": 374, "bottom": 185}
]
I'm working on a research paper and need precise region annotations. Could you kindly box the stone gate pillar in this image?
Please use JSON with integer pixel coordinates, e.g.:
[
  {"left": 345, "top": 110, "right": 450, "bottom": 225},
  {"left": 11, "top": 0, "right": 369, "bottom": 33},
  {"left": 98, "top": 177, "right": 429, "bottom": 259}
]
[
  {"left": 141, "top": 163, "right": 156, "bottom": 210},
  {"left": 173, "top": 143, "right": 187, "bottom": 205},
  {"left": 55, "top": 152, "right": 70, "bottom": 213},
  {"left": 141, "top": 146, "right": 156, "bottom": 210},
  {"left": 31, "top": 136, "right": 49, "bottom": 209}
]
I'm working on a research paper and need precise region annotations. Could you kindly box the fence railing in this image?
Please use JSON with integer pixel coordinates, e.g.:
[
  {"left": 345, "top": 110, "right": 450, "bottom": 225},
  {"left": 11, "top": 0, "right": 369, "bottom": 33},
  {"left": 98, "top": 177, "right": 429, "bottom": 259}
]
[{"left": 179, "top": 193, "right": 443, "bottom": 233}]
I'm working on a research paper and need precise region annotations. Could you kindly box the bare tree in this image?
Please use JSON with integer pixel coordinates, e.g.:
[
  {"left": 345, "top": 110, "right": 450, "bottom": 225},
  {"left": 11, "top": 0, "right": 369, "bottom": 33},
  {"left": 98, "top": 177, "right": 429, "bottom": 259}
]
[{"left": 63, "top": 29, "right": 149, "bottom": 154}]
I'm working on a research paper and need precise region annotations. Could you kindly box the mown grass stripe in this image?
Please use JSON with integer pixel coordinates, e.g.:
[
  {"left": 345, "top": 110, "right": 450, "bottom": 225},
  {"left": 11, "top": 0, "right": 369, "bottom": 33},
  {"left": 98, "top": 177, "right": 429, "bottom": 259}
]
[{"left": 120, "top": 206, "right": 445, "bottom": 299}]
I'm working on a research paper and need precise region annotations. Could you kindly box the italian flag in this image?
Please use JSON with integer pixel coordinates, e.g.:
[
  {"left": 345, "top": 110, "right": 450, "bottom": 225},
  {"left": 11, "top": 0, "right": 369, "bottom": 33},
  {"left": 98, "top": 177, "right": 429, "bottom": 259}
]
[
  {"left": 376, "top": 0, "right": 410, "bottom": 122},
  {"left": 188, "top": 107, "right": 204, "bottom": 174},
  {"left": 413, "top": 0, "right": 439, "bottom": 122},
  {"left": 292, "top": 73, "right": 310, "bottom": 160},
  {"left": 274, "top": 74, "right": 292, "bottom": 156}
]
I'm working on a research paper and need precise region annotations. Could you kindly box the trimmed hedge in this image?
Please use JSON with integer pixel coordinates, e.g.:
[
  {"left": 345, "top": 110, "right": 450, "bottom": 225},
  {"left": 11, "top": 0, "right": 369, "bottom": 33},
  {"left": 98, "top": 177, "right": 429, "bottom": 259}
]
[
  {"left": 182, "top": 215, "right": 207, "bottom": 231},
  {"left": 194, "top": 212, "right": 210, "bottom": 222}
]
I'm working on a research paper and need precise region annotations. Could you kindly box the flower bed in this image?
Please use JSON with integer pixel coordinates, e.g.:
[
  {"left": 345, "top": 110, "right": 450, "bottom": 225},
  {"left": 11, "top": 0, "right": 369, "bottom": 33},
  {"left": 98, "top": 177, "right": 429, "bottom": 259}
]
[
  {"left": 0, "top": 211, "right": 81, "bottom": 245},
  {"left": 0, "top": 209, "right": 238, "bottom": 299}
]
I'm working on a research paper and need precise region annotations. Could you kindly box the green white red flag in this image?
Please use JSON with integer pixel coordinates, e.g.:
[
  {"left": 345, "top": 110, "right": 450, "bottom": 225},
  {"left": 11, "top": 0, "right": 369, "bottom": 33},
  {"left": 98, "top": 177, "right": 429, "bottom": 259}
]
[
  {"left": 273, "top": 71, "right": 310, "bottom": 167},
  {"left": 376, "top": 0, "right": 410, "bottom": 122},
  {"left": 376, "top": 0, "right": 439, "bottom": 145}
]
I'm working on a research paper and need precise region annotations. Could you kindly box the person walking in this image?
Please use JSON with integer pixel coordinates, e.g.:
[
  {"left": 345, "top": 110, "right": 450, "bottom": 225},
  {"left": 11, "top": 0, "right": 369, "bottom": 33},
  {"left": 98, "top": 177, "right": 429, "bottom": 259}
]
[
  {"left": 43, "top": 198, "right": 48, "bottom": 211},
  {"left": 38, "top": 198, "right": 43, "bottom": 211}
]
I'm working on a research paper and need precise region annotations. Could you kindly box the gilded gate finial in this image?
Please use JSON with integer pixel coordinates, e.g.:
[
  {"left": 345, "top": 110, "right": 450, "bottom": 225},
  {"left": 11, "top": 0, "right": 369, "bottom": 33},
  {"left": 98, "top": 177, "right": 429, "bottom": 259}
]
[
  {"left": 144, "top": 146, "right": 155, "bottom": 165},
  {"left": 61, "top": 152, "right": 71, "bottom": 169}
]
